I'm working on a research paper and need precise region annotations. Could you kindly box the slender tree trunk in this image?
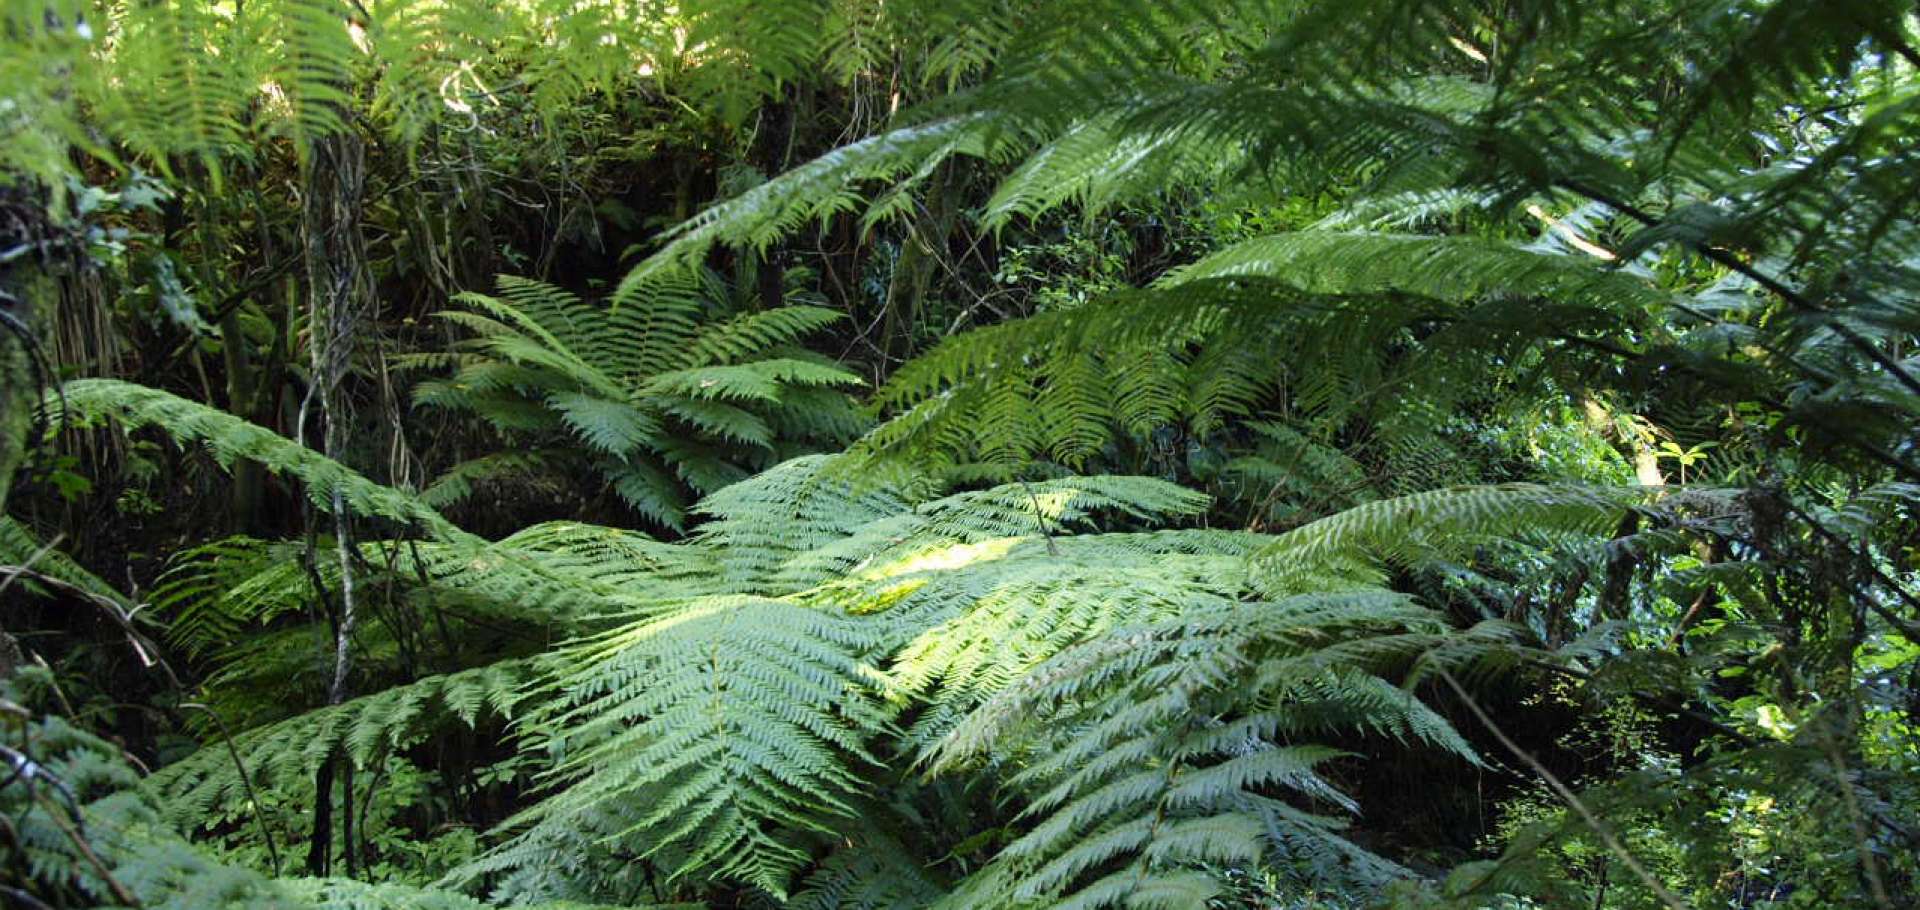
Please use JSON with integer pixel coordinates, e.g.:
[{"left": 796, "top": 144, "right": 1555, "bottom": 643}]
[
  {"left": 221, "top": 308, "right": 265, "bottom": 530},
  {"left": 300, "top": 124, "right": 373, "bottom": 876},
  {"left": 882, "top": 160, "right": 959, "bottom": 360},
  {"left": 0, "top": 188, "right": 66, "bottom": 681},
  {"left": 750, "top": 89, "right": 797, "bottom": 311}
]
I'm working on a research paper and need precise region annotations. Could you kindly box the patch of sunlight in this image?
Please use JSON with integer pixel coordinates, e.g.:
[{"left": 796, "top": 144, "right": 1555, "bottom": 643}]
[
  {"left": 1030, "top": 489, "right": 1082, "bottom": 520},
  {"left": 857, "top": 537, "right": 1024, "bottom": 582}
]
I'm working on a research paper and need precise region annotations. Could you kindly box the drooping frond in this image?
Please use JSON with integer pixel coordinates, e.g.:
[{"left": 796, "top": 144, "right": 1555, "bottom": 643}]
[
  {"left": 0, "top": 515, "right": 135, "bottom": 609},
  {"left": 625, "top": 115, "right": 1013, "bottom": 283},
  {"left": 419, "top": 451, "right": 572, "bottom": 509},
  {"left": 1252, "top": 483, "right": 1653, "bottom": 594},
  {"left": 454, "top": 456, "right": 1246, "bottom": 900},
  {"left": 148, "top": 659, "right": 538, "bottom": 835},
  {"left": 928, "top": 591, "right": 1477, "bottom": 907},
  {"left": 55, "top": 379, "right": 462, "bottom": 538},
  {"left": 1158, "top": 231, "right": 1670, "bottom": 310}
]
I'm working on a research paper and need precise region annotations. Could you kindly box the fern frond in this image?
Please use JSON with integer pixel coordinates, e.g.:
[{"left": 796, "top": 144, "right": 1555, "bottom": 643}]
[
  {"left": 497, "top": 597, "right": 890, "bottom": 898},
  {"left": 420, "top": 450, "right": 571, "bottom": 509},
  {"left": 0, "top": 516, "right": 135, "bottom": 610},
  {"left": 55, "top": 379, "right": 462, "bottom": 538},
  {"left": 421, "top": 274, "right": 861, "bottom": 527},
  {"left": 929, "top": 591, "right": 1467, "bottom": 906},
  {"left": 149, "top": 658, "right": 538, "bottom": 834},
  {"left": 1253, "top": 483, "right": 1653, "bottom": 594}
]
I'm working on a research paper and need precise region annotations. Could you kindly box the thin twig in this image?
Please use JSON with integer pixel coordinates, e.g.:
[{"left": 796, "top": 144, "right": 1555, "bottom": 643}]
[
  {"left": 1436, "top": 668, "right": 1691, "bottom": 910},
  {"left": 1018, "top": 480, "right": 1061, "bottom": 556},
  {"left": 178, "top": 703, "right": 283, "bottom": 876}
]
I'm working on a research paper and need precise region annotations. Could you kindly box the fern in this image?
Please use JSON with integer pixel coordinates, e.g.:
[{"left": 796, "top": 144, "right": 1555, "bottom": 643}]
[
  {"left": 927, "top": 592, "right": 1477, "bottom": 907},
  {"left": 489, "top": 597, "right": 892, "bottom": 898},
  {"left": 413, "top": 272, "right": 862, "bottom": 530},
  {"left": 54, "top": 378, "right": 462, "bottom": 538}
]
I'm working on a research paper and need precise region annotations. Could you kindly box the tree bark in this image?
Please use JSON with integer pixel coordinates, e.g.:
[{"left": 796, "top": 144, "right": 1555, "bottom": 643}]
[
  {"left": 0, "top": 187, "right": 60, "bottom": 681},
  {"left": 0, "top": 188, "right": 56, "bottom": 517},
  {"left": 300, "top": 125, "right": 374, "bottom": 875}
]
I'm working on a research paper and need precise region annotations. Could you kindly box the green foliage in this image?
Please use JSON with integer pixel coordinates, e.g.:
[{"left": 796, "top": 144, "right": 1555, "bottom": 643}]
[
  {"left": 9, "top": 1, "right": 1920, "bottom": 908},
  {"left": 409, "top": 272, "right": 863, "bottom": 529},
  {"left": 54, "top": 378, "right": 461, "bottom": 538}
]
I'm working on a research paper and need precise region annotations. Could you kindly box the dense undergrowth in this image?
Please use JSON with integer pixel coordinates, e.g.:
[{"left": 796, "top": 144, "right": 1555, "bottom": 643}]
[{"left": 3, "top": 1, "right": 1918, "bottom": 908}]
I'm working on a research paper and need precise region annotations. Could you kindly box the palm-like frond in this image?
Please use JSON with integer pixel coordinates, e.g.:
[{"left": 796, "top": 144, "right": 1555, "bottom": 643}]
[{"left": 419, "top": 274, "right": 862, "bottom": 529}]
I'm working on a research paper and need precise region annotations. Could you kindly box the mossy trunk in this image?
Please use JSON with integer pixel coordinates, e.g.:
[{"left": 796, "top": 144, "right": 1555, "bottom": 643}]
[
  {"left": 0, "top": 189, "right": 56, "bottom": 679},
  {"left": 0, "top": 190, "right": 54, "bottom": 517},
  {"left": 0, "top": 287, "right": 37, "bottom": 515}
]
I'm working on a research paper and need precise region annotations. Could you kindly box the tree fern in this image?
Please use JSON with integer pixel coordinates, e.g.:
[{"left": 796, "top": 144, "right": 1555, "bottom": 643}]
[
  {"left": 410, "top": 272, "right": 862, "bottom": 530},
  {"left": 487, "top": 597, "right": 893, "bottom": 898},
  {"left": 927, "top": 592, "right": 1479, "bottom": 907}
]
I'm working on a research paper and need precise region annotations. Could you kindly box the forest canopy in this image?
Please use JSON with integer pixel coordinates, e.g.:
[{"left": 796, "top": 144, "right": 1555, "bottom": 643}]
[{"left": 2, "top": 1, "right": 1918, "bottom": 908}]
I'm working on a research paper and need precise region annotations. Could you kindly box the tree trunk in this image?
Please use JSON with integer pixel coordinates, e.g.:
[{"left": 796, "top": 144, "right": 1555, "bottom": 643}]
[
  {"left": 221, "top": 307, "right": 266, "bottom": 530},
  {"left": 749, "top": 89, "right": 797, "bottom": 311},
  {"left": 0, "top": 187, "right": 60, "bottom": 681},
  {"left": 0, "top": 188, "right": 56, "bottom": 516},
  {"left": 300, "top": 125, "right": 374, "bottom": 875},
  {"left": 882, "top": 160, "right": 959, "bottom": 360}
]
